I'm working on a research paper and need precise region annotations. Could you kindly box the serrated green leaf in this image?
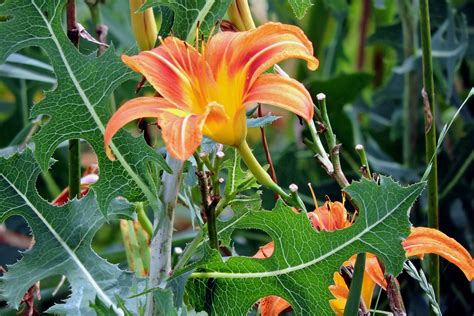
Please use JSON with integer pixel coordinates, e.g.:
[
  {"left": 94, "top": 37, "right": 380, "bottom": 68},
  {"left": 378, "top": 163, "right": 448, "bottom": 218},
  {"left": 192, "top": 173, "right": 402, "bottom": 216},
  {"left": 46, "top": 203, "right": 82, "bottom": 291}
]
[
  {"left": 246, "top": 114, "right": 281, "bottom": 129},
  {"left": 186, "top": 176, "right": 425, "bottom": 315},
  {"left": 216, "top": 193, "right": 262, "bottom": 246},
  {"left": 0, "top": 0, "right": 171, "bottom": 213},
  {"left": 141, "top": 0, "right": 232, "bottom": 42},
  {"left": 0, "top": 149, "right": 143, "bottom": 314},
  {"left": 288, "top": 0, "right": 313, "bottom": 19},
  {"left": 154, "top": 288, "right": 179, "bottom": 316}
]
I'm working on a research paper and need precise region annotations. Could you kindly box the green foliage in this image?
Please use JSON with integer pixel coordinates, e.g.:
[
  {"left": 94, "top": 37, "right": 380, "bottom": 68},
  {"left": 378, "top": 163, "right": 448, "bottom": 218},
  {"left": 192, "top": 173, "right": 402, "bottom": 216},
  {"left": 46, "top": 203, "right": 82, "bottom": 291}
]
[
  {"left": 141, "top": 0, "right": 232, "bottom": 41},
  {"left": 0, "top": 0, "right": 170, "bottom": 214},
  {"left": 221, "top": 148, "right": 260, "bottom": 199},
  {"left": 288, "top": 0, "right": 313, "bottom": 19},
  {"left": 0, "top": 149, "right": 142, "bottom": 314},
  {"left": 186, "top": 177, "right": 425, "bottom": 315},
  {"left": 1, "top": 0, "right": 473, "bottom": 314}
]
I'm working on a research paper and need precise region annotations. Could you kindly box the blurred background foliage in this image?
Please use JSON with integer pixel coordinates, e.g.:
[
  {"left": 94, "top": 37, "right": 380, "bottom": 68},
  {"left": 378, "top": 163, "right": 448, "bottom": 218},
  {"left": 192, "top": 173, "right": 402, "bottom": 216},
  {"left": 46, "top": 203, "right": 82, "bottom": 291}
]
[{"left": 0, "top": 0, "right": 472, "bottom": 314}]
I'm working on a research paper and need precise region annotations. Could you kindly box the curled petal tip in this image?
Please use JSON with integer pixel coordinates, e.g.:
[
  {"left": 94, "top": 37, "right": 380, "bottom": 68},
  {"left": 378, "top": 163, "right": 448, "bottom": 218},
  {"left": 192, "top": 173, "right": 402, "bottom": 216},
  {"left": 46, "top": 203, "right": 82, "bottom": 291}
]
[
  {"left": 403, "top": 227, "right": 474, "bottom": 281},
  {"left": 121, "top": 54, "right": 140, "bottom": 73},
  {"left": 307, "top": 57, "right": 319, "bottom": 71}
]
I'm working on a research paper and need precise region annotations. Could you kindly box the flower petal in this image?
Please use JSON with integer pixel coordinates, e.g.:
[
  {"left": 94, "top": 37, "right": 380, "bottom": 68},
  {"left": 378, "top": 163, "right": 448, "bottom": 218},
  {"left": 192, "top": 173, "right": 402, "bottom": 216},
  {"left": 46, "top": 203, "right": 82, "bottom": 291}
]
[
  {"left": 122, "top": 36, "right": 213, "bottom": 112},
  {"left": 254, "top": 241, "right": 274, "bottom": 259},
  {"left": 158, "top": 111, "right": 207, "bottom": 161},
  {"left": 207, "top": 23, "right": 318, "bottom": 89},
  {"left": 260, "top": 296, "right": 291, "bottom": 316},
  {"left": 403, "top": 227, "right": 474, "bottom": 280},
  {"left": 244, "top": 74, "right": 314, "bottom": 122},
  {"left": 104, "top": 97, "right": 185, "bottom": 160},
  {"left": 365, "top": 254, "right": 387, "bottom": 290}
]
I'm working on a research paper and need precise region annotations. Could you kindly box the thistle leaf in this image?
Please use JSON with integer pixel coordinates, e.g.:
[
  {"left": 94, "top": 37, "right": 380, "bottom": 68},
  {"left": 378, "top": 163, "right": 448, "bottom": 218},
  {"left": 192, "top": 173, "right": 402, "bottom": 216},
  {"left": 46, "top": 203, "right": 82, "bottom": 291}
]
[
  {"left": 186, "top": 176, "right": 425, "bottom": 315},
  {"left": 0, "top": 149, "right": 143, "bottom": 314},
  {"left": 0, "top": 0, "right": 172, "bottom": 214}
]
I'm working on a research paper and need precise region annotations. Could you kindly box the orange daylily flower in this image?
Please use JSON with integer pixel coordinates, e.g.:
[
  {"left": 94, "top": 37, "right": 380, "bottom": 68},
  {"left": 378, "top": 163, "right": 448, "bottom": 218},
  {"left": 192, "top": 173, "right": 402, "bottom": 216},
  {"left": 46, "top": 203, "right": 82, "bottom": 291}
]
[
  {"left": 104, "top": 22, "right": 318, "bottom": 161},
  {"left": 254, "top": 193, "right": 474, "bottom": 315}
]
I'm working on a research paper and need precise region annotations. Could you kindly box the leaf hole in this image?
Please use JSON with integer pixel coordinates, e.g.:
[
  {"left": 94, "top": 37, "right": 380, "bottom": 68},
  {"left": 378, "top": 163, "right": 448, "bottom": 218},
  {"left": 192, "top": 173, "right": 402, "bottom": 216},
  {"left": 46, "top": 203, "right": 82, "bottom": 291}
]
[{"left": 231, "top": 228, "right": 272, "bottom": 257}]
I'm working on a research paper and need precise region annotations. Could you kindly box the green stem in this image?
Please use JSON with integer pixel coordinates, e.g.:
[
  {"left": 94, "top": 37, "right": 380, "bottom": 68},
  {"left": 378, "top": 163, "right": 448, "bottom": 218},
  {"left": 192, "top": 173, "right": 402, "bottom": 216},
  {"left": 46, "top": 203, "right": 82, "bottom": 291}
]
[
  {"left": 68, "top": 139, "right": 81, "bottom": 199},
  {"left": 66, "top": 0, "right": 81, "bottom": 200},
  {"left": 343, "top": 253, "right": 367, "bottom": 316},
  {"left": 399, "top": 0, "right": 418, "bottom": 167},
  {"left": 440, "top": 151, "right": 473, "bottom": 199},
  {"left": 316, "top": 95, "right": 349, "bottom": 188},
  {"left": 41, "top": 171, "right": 61, "bottom": 198},
  {"left": 207, "top": 210, "right": 218, "bottom": 250},
  {"left": 237, "top": 141, "right": 307, "bottom": 211},
  {"left": 419, "top": 0, "right": 439, "bottom": 309},
  {"left": 307, "top": 119, "right": 333, "bottom": 173},
  {"left": 355, "top": 144, "right": 371, "bottom": 179},
  {"left": 237, "top": 141, "right": 288, "bottom": 199},
  {"left": 174, "top": 229, "right": 205, "bottom": 271},
  {"left": 20, "top": 79, "right": 28, "bottom": 127},
  {"left": 136, "top": 202, "right": 153, "bottom": 237}
]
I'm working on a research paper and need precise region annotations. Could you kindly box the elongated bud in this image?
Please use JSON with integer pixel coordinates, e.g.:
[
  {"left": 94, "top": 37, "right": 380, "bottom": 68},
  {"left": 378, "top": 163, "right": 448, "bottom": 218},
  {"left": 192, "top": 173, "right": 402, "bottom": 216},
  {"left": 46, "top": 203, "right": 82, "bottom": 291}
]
[
  {"left": 129, "top": 0, "right": 157, "bottom": 51},
  {"left": 227, "top": 0, "right": 255, "bottom": 31}
]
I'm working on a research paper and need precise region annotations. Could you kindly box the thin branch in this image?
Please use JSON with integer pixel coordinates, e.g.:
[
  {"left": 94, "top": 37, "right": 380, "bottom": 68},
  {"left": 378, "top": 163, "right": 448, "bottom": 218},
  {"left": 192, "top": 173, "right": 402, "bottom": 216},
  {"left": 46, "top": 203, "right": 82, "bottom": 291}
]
[
  {"left": 419, "top": 0, "right": 440, "bottom": 308},
  {"left": 66, "top": 0, "right": 81, "bottom": 199},
  {"left": 258, "top": 104, "right": 279, "bottom": 200}
]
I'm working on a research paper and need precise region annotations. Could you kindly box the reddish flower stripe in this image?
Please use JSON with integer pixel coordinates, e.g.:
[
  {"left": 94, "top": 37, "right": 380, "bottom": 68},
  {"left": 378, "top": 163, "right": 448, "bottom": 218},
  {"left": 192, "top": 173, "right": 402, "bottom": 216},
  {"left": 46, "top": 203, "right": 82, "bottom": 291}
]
[
  {"left": 104, "top": 97, "right": 184, "bottom": 160},
  {"left": 403, "top": 227, "right": 474, "bottom": 280},
  {"left": 158, "top": 111, "right": 208, "bottom": 161},
  {"left": 244, "top": 74, "right": 314, "bottom": 122}
]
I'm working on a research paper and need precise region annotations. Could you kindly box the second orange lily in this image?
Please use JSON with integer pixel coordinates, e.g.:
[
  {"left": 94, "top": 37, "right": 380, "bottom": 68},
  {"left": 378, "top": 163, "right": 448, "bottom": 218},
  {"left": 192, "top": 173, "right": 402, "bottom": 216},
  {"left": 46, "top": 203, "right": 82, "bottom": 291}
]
[{"left": 105, "top": 22, "right": 318, "bottom": 161}]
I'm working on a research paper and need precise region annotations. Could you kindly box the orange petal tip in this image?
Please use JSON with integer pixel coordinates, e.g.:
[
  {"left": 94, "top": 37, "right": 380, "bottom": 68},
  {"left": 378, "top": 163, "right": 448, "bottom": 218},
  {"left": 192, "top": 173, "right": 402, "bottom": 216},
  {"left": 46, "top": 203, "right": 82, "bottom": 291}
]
[
  {"left": 105, "top": 146, "right": 116, "bottom": 161},
  {"left": 307, "top": 58, "right": 319, "bottom": 71},
  {"left": 403, "top": 227, "right": 474, "bottom": 281}
]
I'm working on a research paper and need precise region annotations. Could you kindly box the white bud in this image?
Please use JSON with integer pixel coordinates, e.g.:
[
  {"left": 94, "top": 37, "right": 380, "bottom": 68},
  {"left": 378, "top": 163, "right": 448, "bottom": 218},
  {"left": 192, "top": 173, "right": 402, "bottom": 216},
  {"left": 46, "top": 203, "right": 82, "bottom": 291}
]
[
  {"left": 216, "top": 151, "right": 225, "bottom": 159},
  {"left": 199, "top": 152, "right": 208, "bottom": 158},
  {"left": 174, "top": 247, "right": 183, "bottom": 254},
  {"left": 316, "top": 93, "right": 326, "bottom": 101},
  {"left": 289, "top": 184, "right": 298, "bottom": 193},
  {"left": 355, "top": 144, "right": 364, "bottom": 151}
]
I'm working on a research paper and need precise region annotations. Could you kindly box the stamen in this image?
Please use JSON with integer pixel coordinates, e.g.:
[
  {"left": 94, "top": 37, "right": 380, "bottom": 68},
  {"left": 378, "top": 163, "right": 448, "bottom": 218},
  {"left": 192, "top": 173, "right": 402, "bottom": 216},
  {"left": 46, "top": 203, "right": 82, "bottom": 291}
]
[
  {"left": 171, "top": 36, "right": 187, "bottom": 69},
  {"left": 195, "top": 20, "right": 201, "bottom": 50},
  {"left": 327, "top": 202, "right": 334, "bottom": 231},
  {"left": 200, "top": 33, "right": 206, "bottom": 55},
  {"left": 157, "top": 36, "right": 187, "bottom": 75},
  {"left": 307, "top": 183, "right": 319, "bottom": 209},
  {"left": 206, "top": 20, "right": 219, "bottom": 48}
]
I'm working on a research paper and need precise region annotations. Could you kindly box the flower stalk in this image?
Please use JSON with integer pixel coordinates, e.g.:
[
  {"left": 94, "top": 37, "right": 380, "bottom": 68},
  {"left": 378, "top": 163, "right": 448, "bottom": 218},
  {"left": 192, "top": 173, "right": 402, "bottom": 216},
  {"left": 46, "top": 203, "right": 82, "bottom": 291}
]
[
  {"left": 315, "top": 93, "right": 349, "bottom": 188},
  {"left": 238, "top": 141, "right": 306, "bottom": 211},
  {"left": 343, "top": 253, "right": 367, "bottom": 316},
  {"left": 145, "top": 155, "right": 184, "bottom": 316},
  {"left": 355, "top": 144, "right": 371, "bottom": 179},
  {"left": 66, "top": 0, "right": 81, "bottom": 199},
  {"left": 419, "top": 0, "right": 440, "bottom": 308},
  {"left": 237, "top": 141, "right": 287, "bottom": 198}
]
